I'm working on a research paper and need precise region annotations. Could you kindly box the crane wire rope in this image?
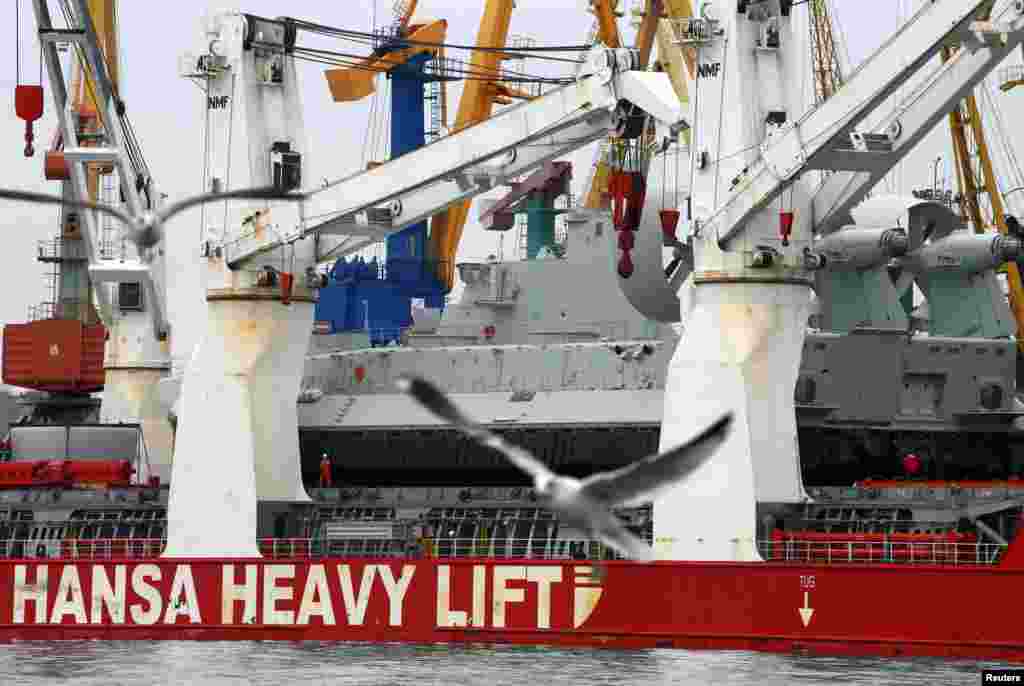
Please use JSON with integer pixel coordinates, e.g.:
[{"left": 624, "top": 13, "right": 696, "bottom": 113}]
[
  {"left": 57, "top": 0, "right": 151, "bottom": 190},
  {"left": 987, "top": 78, "right": 1024, "bottom": 187},
  {"left": 801, "top": 1, "right": 1019, "bottom": 232},
  {"left": 279, "top": 43, "right": 574, "bottom": 86},
  {"left": 283, "top": 17, "right": 592, "bottom": 59},
  {"left": 982, "top": 79, "right": 1024, "bottom": 207},
  {"left": 360, "top": 73, "right": 380, "bottom": 168},
  {"left": 379, "top": 76, "right": 392, "bottom": 162},
  {"left": 711, "top": 33, "right": 728, "bottom": 211},
  {"left": 688, "top": 41, "right": 701, "bottom": 232},
  {"left": 14, "top": 0, "right": 19, "bottom": 86},
  {"left": 200, "top": 69, "right": 211, "bottom": 243},
  {"left": 221, "top": 73, "right": 238, "bottom": 243}
]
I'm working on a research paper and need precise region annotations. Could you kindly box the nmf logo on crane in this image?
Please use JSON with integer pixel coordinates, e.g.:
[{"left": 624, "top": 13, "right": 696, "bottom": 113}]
[{"left": 697, "top": 62, "right": 722, "bottom": 79}]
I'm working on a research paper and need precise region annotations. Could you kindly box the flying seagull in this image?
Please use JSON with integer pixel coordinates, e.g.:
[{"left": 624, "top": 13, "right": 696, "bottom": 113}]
[
  {"left": 0, "top": 186, "right": 308, "bottom": 253},
  {"left": 395, "top": 375, "right": 733, "bottom": 562}
]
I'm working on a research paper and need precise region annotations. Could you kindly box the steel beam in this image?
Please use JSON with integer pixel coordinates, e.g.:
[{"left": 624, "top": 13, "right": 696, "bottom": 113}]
[
  {"left": 32, "top": 0, "right": 113, "bottom": 322},
  {"left": 704, "top": 0, "right": 998, "bottom": 248},
  {"left": 813, "top": 20, "right": 1023, "bottom": 234},
  {"left": 226, "top": 56, "right": 682, "bottom": 268}
]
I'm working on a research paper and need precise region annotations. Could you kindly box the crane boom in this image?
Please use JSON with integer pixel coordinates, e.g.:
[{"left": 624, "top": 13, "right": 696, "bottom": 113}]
[
  {"left": 705, "top": 0, "right": 1008, "bottom": 247},
  {"left": 940, "top": 27, "right": 1024, "bottom": 349},
  {"left": 655, "top": 0, "right": 1024, "bottom": 562},
  {"left": 634, "top": 0, "right": 664, "bottom": 70},
  {"left": 225, "top": 47, "right": 684, "bottom": 269},
  {"left": 810, "top": 9, "right": 1023, "bottom": 239}
]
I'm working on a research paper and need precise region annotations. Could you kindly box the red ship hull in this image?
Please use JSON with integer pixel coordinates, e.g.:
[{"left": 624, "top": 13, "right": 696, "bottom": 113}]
[{"left": 0, "top": 556, "right": 1022, "bottom": 661}]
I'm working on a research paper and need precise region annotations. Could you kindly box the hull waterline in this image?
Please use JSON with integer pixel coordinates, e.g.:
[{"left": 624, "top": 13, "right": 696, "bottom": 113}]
[{"left": 0, "top": 557, "right": 1022, "bottom": 662}]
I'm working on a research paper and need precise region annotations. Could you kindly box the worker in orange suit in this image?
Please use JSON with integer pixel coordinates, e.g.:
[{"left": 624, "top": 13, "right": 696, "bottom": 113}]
[{"left": 319, "top": 453, "right": 333, "bottom": 488}]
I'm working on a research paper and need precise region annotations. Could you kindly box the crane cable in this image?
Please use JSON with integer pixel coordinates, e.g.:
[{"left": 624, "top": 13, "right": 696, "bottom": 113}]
[
  {"left": 273, "top": 43, "right": 574, "bottom": 86},
  {"left": 57, "top": 0, "right": 152, "bottom": 198},
  {"left": 14, "top": 0, "right": 19, "bottom": 86},
  {"left": 983, "top": 80, "right": 1024, "bottom": 195},
  {"left": 13, "top": 0, "right": 44, "bottom": 89},
  {"left": 284, "top": 17, "right": 591, "bottom": 59}
]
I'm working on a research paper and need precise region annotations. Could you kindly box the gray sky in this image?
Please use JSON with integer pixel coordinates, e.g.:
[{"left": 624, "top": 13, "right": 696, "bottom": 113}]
[{"left": 0, "top": 0, "right": 1020, "bottom": 342}]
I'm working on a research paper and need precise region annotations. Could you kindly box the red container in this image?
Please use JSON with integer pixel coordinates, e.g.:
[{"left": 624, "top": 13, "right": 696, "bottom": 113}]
[
  {"left": 65, "top": 459, "right": 133, "bottom": 487},
  {"left": 0, "top": 463, "right": 37, "bottom": 487},
  {"left": 2, "top": 320, "right": 106, "bottom": 393}
]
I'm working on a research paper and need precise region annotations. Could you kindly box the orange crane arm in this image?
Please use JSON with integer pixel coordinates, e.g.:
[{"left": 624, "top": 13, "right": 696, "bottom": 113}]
[
  {"left": 591, "top": 0, "right": 622, "bottom": 48},
  {"left": 324, "top": 18, "right": 447, "bottom": 103},
  {"left": 71, "top": 0, "right": 118, "bottom": 116},
  {"left": 428, "top": 0, "right": 514, "bottom": 292},
  {"left": 633, "top": 0, "right": 664, "bottom": 69}
]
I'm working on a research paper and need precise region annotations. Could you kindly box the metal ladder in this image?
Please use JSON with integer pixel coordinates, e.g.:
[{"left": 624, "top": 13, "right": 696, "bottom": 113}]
[
  {"left": 515, "top": 215, "right": 529, "bottom": 260},
  {"left": 424, "top": 77, "right": 443, "bottom": 142}
]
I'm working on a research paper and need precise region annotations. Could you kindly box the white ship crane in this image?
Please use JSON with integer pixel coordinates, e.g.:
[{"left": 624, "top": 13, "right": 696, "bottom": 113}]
[
  {"left": 160, "top": 11, "right": 686, "bottom": 557},
  {"left": 655, "top": 0, "right": 1024, "bottom": 561}
]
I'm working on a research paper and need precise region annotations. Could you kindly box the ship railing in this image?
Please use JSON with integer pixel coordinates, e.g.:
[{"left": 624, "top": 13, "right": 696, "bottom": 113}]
[
  {"left": 0, "top": 537, "right": 620, "bottom": 561},
  {"left": 291, "top": 537, "right": 632, "bottom": 561},
  {"left": 757, "top": 539, "right": 1007, "bottom": 566},
  {"left": 809, "top": 483, "right": 1024, "bottom": 502},
  {"left": 435, "top": 538, "right": 628, "bottom": 561},
  {"left": 259, "top": 538, "right": 315, "bottom": 559},
  {"left": 0, "top": 538, "right": 166, "bottom": 560},
  {"left": 0, "top": 536, "right": 1009, "bottom": 566}
]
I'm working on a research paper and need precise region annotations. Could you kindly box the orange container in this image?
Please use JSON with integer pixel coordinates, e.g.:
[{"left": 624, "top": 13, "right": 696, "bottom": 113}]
[
  {"left": 44, "top": 151, "right": 70, "bottom": 180},
  {"left": 2, "top": 320, "right": 106, "bottom": 392}
]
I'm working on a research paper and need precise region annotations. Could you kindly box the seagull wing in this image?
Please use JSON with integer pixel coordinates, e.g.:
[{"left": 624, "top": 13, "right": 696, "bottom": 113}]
[
  {"left": 156, "top": 186, "right": 309, "bottom": 224},
  {"left": 596, "top": 516, "right": 655, "bottom": 562},
  {"left": 579, "top": 413, "right": 733, "bottom": 507},
  {"left": 396, "top": 375, "right": 554, "bottom": 482},
  {"left": 0, "top": 188, "right": 134, "bottom": 227}
]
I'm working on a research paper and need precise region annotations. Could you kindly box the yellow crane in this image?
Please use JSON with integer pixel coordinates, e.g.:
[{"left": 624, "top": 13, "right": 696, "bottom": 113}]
[
  {"left": 427, "top": 0, "right": 516, "bottom": 292},
  {"left": 580, "top": 0, "right": 622, "bottom": 211},
  {"left": 655, "top": 0, "right": 696, "bottom": 90},
  {"left": 941, "top": 7, "right": 1024, "bottom": 349},
  {"left": 807, "top": 0, "right": 843, "bottom": 104},
  {"left": 592, "top": 0, "right": 623, "bottom": 48}
]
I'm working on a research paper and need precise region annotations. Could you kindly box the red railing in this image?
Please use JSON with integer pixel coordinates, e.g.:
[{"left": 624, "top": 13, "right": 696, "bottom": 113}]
[
  {"left": 0, "top": 459, "right": 134, "bottom": 488},
  {"left": 762, "top": 530, "right": 1005, "bottom": 566}
]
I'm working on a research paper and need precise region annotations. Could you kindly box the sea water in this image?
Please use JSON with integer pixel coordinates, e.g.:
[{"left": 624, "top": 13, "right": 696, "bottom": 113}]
[{"left": 0, "top": 641, "right": 1008, "bottom": 685}]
